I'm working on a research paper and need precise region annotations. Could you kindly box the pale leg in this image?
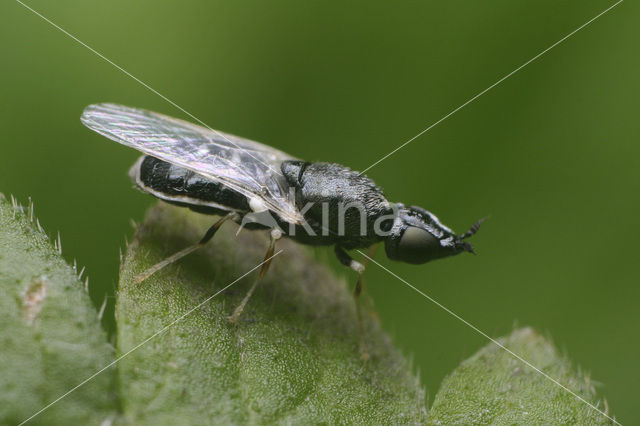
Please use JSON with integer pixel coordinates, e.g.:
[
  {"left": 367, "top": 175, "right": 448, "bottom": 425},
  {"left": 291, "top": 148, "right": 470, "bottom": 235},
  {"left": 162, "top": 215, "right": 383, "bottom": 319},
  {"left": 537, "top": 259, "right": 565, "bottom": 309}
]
[
  {"left": 134, "top": 211, "right": 235, "bottom": 284},
  {"left": 228, "top": 228, "right": 282, "bottom": 323},
  {"left": 335, "top": 246, "right": 369, "bottom": 361}
]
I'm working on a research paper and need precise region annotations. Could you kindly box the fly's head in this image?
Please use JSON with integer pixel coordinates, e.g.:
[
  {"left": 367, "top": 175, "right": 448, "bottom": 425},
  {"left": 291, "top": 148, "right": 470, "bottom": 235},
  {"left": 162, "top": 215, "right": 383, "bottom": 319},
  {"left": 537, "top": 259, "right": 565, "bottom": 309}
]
[{"left": 384, "top": 205, "right": 485, "bottom": 265}]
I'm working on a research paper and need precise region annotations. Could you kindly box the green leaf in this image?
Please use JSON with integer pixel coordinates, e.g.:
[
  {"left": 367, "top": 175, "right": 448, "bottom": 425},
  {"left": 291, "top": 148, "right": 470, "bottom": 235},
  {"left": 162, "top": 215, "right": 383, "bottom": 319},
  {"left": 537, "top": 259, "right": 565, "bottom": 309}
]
[
  {"left": 428, "top": 327, "right": 614, "bottom": 425},
  {"left": 0, "top": 195, "right": 118, "bottom": 425},
  {"left": 116, "top": 202, "right": 426, "bottom": 424}
]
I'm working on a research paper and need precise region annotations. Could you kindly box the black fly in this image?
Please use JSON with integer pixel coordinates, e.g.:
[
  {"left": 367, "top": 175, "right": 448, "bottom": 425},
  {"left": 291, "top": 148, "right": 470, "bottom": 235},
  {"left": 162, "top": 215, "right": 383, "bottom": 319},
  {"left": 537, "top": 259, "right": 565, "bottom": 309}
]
[{"left": 82, "top": 103, "right": 484, "bottom": 358}]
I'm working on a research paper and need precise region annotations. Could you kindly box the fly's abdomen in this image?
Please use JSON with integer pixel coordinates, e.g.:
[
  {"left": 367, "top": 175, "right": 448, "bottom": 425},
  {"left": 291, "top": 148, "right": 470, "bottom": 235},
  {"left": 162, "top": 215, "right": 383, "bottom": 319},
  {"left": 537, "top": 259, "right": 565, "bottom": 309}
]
[
  {"left": 137, "top": 155, "right": 188, "bottom": 194},
  {"left": 132, "top": 155, "right": 250, "bottom": 213}
]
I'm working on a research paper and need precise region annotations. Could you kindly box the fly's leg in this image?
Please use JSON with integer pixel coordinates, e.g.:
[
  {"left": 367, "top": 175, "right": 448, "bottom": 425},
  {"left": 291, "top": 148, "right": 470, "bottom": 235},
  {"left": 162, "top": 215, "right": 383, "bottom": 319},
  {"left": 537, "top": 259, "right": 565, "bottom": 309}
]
[
  {"left": 359, "top": 244, "right": 380, "bottom": 323},
  {"left": 134, "top": 211, "right": 236, "bottom": 284},
  {"left": 335, "top": 246, "right": 369, "bottom": 361},
  {"left": 228, "top": 228, "right": 282, "bottom": 323}
]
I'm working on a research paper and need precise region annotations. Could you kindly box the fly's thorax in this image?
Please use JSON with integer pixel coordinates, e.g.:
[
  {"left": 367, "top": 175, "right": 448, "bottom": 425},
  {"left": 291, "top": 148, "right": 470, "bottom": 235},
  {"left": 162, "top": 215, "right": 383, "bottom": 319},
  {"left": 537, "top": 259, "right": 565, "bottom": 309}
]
[{"left": 281, "top": 161, "right": 393, "bottom": 241}]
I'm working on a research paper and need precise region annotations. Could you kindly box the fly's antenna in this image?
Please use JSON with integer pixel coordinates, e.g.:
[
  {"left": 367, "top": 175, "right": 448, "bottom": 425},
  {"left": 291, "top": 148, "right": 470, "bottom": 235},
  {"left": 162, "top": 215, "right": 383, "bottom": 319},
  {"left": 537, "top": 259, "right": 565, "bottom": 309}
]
[{"left": 459, "top": 216, "right": 488, "bottom": 239}]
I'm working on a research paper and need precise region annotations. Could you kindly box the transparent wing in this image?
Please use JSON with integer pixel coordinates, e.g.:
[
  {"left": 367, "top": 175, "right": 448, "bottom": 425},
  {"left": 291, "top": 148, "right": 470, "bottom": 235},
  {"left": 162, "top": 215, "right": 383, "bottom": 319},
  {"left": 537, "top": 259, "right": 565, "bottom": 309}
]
[{"left": 81, "top": 103, "right": 303, "bottom": 224}]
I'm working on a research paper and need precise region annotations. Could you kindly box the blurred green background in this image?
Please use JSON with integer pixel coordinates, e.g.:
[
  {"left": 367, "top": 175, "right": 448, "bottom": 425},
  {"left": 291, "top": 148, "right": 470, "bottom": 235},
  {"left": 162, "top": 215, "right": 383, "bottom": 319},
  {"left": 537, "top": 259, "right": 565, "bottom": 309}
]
[{"left": 1, "top": 0, "right": 637, "bottom": 422}]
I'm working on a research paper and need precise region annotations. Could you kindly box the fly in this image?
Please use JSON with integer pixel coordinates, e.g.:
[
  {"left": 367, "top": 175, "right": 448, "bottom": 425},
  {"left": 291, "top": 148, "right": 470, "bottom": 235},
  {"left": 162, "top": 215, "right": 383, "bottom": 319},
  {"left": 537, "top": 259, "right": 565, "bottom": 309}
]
[{"left": 81, "top": 103, "right": 485, "bottom": 359}]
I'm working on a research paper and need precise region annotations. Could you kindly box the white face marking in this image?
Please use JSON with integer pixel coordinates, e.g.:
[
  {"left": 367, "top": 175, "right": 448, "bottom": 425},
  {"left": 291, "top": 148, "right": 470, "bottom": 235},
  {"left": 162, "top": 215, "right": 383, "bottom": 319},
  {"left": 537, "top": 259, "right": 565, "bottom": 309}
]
[
  {"left": 440, "top": 236, "right": 454, "bottom": 247},
  {"left": 425, "top": 211, "right": 454, "bottom": 234}
]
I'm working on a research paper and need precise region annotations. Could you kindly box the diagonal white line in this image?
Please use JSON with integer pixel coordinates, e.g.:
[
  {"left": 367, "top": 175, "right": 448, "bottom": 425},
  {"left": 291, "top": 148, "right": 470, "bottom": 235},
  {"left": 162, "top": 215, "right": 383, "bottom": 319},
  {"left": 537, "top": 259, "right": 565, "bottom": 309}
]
[
  {"left": 358, "top": 250, "right": 620, "bottom": 425},
  {"left": 359, "top": 0, "right": 623, "bottom": 176},
  {"left": 14, "top": 0, "right": 284, "bottom": 177},
  {"left": 19, "top": 250, "right": 283, "bottom": 425},
  {"left": 13, "top": 0, "right": 624, "bottom": 422}
]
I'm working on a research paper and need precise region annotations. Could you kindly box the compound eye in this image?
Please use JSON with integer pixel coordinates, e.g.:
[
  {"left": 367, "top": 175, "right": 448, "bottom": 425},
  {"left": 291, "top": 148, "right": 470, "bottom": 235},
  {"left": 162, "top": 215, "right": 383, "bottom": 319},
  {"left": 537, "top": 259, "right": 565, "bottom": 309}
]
[{"left": 396, "top": 226, "right": 441, "bottom": 264}]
